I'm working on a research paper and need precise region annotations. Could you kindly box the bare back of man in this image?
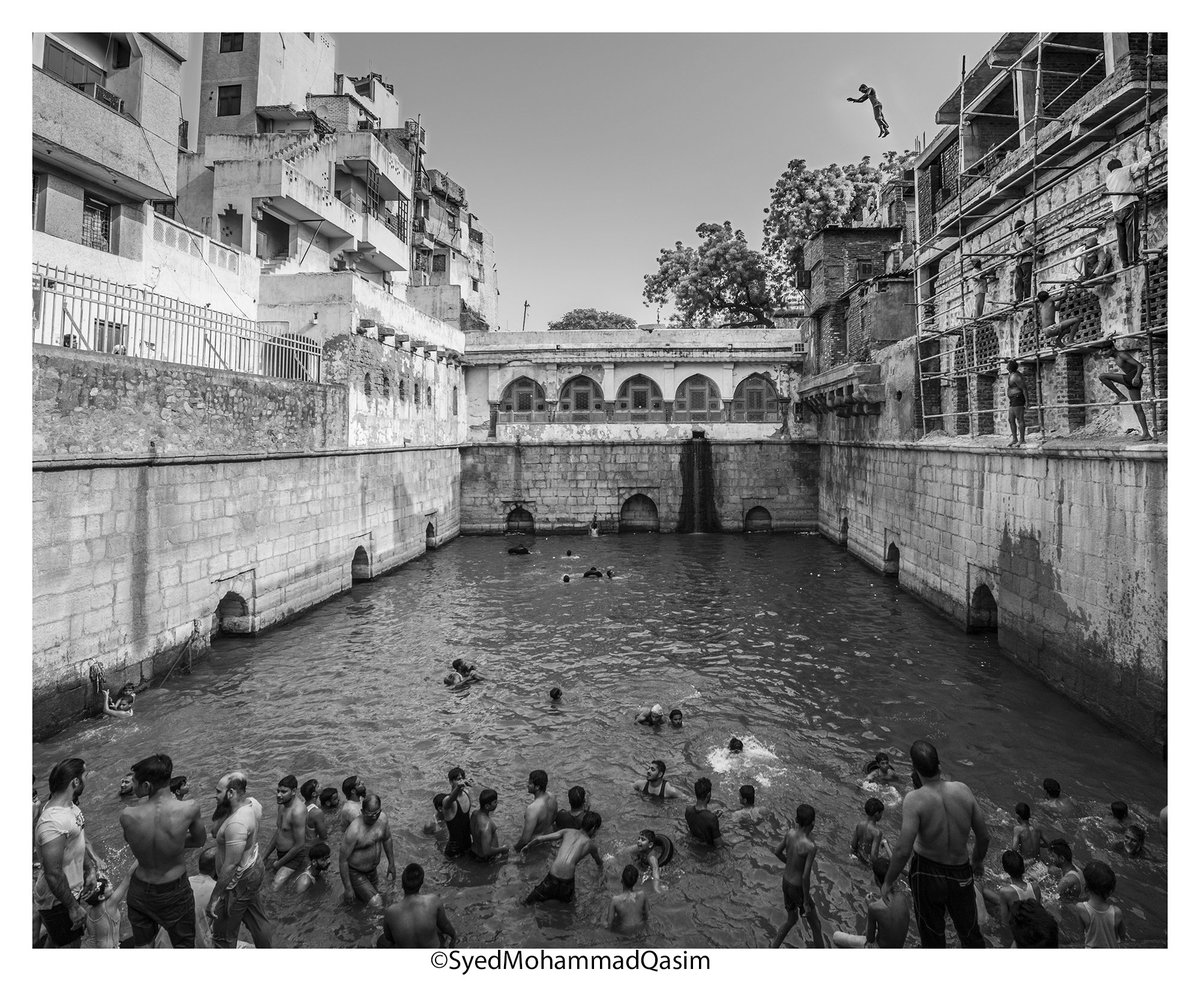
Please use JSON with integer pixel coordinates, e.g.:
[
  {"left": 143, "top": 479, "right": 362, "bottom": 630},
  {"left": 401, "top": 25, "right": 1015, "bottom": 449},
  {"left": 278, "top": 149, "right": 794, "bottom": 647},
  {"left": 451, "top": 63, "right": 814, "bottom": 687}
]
[
  {"left": 868, "top": 892, "right": 911, "bottom": 948},
  {"left": 520, "top": 792, "right": 558, "bottom": 847},
  {"left": 907, "top": 780, "right": 980, "bottom": 864},
  {"left": 549, "top": 829, "right": 597, "bottom": 878},
  {"left": 382, "top": 893, "right": 450, "bottom": 947},
  {"left": 610, "top": 890, "right": 648, "bottom": 933},
  {"left": 120, "top": 792, "right": 204, "bottom": 883}
]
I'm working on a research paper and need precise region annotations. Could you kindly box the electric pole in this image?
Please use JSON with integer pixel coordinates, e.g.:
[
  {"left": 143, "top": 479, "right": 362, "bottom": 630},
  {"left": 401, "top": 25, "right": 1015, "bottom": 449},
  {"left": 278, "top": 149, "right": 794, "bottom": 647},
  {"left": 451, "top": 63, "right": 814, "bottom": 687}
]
[{"left": 521, "top": 300, "right": 530, "bottom": 331}]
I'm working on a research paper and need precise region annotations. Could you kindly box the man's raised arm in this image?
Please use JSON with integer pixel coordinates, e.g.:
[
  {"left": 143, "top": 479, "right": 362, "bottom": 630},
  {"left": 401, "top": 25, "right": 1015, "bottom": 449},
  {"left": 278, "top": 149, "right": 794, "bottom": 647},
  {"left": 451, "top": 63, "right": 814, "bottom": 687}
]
[{"left": 881, "top": 793, "right": 920, "bottom": 897}]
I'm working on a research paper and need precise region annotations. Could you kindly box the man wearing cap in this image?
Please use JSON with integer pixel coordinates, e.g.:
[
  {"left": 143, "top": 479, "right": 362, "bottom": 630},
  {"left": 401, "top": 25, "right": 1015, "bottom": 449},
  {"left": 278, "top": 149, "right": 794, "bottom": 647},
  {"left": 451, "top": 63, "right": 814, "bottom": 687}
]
[{"left": 635, "top": 704, "right": 666, "bottom": 727}]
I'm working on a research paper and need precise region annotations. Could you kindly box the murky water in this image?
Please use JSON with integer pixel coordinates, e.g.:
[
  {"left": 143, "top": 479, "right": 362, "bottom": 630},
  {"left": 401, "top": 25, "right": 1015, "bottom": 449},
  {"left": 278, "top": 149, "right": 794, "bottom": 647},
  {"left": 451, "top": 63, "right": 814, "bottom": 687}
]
[{"left": 33, "top": 534, "right": 1167, "bottom": 947}]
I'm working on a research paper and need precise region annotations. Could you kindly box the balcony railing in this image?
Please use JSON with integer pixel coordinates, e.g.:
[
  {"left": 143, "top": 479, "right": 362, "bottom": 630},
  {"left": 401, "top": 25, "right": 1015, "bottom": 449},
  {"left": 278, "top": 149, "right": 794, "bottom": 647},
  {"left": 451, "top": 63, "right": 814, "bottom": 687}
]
[{"left": 32, "top": 263, "right": 322, "bottom": 382}]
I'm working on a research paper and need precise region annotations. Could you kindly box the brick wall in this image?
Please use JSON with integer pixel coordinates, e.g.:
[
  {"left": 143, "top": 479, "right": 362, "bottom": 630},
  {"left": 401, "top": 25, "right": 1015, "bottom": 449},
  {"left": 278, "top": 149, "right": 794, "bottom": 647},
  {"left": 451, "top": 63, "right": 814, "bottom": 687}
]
[{"left": 820, "top": 441, "right": 1167, "bottom": 749}]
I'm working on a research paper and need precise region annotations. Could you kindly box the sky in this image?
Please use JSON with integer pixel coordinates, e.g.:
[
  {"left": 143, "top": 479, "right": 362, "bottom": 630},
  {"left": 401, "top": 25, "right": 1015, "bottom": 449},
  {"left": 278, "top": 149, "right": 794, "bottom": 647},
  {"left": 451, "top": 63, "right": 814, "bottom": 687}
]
[{"left": 182, "top": 33, "right": 995, "bottom": 331}]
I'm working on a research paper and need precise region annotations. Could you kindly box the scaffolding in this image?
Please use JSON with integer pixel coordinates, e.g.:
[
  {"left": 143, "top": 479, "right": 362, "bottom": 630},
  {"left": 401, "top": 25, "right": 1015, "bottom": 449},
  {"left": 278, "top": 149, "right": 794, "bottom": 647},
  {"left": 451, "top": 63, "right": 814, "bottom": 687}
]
[{"left": 914, "top": 33, "right": 1167, "bottom": 439}]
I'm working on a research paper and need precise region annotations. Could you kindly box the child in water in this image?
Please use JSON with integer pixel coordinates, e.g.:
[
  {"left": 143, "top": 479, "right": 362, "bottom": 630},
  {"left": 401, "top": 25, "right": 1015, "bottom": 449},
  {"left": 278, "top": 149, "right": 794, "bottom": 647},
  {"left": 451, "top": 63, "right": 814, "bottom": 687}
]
[
  {"left": 831, "top": 857, "right": 910, "bottom": 947},
  {"left": 608, "top": 864, "right": 649, "bottom": 934},
  {"left": 863, "top": 752, "right": 900, "bottom": 784},
  {"left": 1069, "top": 861, "right": 1128, "bottom": 947},
  {"left": 849, "top": 797, "right": 890, "bottom": 864}
]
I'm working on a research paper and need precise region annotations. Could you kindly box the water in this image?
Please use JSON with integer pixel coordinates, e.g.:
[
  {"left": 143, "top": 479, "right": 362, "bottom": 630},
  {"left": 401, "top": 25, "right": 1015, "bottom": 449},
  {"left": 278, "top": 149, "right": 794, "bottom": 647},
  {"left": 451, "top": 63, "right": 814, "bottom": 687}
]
[{"left": 33, "top": 534, "right": 1167, "bottom": 947}]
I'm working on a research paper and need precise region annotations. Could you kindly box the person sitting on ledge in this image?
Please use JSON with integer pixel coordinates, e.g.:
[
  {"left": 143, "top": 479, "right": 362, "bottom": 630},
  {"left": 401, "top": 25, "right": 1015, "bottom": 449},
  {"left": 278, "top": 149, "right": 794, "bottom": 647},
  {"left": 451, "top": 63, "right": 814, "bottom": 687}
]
[
  {"left": 1036, "top": 290, "right": 1084, "bottom": 349},
  {"left": 101, "top": 684, "right": 136, "bottom": 719},
  {"left": 584, "top": 566, "right": 604, "bottom": 579}
]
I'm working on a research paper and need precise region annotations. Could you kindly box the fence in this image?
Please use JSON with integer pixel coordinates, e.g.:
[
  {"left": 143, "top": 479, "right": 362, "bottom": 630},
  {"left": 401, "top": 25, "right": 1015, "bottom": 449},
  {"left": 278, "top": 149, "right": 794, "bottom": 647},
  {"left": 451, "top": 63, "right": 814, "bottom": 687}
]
[{"left": 32, "top": 263, "right": 322, "bottom": 382}]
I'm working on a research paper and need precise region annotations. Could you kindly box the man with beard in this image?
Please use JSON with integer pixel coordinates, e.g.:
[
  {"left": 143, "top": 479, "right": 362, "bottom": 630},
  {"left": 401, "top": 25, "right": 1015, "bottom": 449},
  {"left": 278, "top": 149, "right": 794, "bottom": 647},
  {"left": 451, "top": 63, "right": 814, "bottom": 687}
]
[
  {"left": 338, "top": 775, "right": 367, "bottom": 831},
  {"left": 339, "top": 794, "right": 396, "bottom": 906},
  {"left": 119, "top": 753, "right": 206, "bottom": 947},
  {"left": 514, "top": 770, "right": 558, "bottom": 852},
  {"left": 208, "top": 771, "right": 273, "bottom": 947},
  {"left": 118, "top": 772, "right": 135, "bottom": 799},
  {"left": 34, "top": 757, "right": 97, "bottom": 947},
  {"left": 265, "top": 775, "right": 308, "bottom": 890}
]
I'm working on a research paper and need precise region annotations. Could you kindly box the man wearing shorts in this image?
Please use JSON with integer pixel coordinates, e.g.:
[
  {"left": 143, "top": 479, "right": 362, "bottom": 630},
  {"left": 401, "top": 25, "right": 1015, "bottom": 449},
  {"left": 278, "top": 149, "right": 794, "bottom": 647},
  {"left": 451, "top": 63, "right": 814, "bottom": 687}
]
[
  {"left": 339, "top": 795, "right": 396, "bottom": 905},
  {"left": 880, "top": 740, "right": 989, "bottom": 948},
  {"left": 120, "top": 753, "right": 207, "bottom": 947},
  {"left": 265, "top": 774, "right": 309, "bottom": 889},
  {"left": 1100, "top": 344, "right": 1154, "bottom": 440},
  {"left": 521, "top": 812, "right": 603, "bottom": 904},
  {"left": 1006, "top": 360, "right": 1027, "bottom": 446}
]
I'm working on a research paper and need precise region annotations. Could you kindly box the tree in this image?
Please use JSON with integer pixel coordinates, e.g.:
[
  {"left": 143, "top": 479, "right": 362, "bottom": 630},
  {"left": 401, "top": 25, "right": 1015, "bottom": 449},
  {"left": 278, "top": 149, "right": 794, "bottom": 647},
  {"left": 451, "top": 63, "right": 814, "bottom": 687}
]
[
  {"left": 762, "top": 151, "right": 915, "bottom": 277},
  {"left": 643, "top": 221, "right": 784, "bottom": 329},
  {"left": 546, "top": 308, "right": 637, "bottom": 331}
]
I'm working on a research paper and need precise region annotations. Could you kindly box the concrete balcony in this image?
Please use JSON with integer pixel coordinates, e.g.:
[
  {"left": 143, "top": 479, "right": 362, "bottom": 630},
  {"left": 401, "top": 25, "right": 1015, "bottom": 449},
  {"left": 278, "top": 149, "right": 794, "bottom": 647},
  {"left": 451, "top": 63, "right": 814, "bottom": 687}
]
[
  {"left": 32, "top": 66, "right": 173, "bottom": 200},
  {"left": 334, "top": 131, "right": 412, "bottom": 198},
  {"left": 359, "top": 212, "right": 407, "bottom": 272},
  {"left": 213, "top": 158, "right": 360, "bottom": 239}
]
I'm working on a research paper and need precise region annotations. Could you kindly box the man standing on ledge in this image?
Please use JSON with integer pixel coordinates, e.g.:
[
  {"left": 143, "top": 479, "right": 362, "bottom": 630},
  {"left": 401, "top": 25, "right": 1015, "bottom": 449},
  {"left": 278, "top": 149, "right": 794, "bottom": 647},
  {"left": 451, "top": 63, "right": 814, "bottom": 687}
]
[{"left": 881, "top": 740, "right": 989, "bottom": 948}]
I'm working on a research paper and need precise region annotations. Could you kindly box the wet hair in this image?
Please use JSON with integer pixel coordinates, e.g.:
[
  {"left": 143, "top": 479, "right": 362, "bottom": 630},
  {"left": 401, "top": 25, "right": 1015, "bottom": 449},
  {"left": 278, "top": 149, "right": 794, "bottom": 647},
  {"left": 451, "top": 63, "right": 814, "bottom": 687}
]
[
  {"left": 1046, "top": 838, "right": 1072, "bottom": 863},
  {"left": 871, "top": 857, "right": 890, "bottom": 886},
  {"left": 650, "top": 759, "right": 666, "bottom": 777},
  {"left": 562, "top": 575, "right": 570, "bottom": 583},
  {"left": 864, "top": 797, "right": 884, "bottom": 818},
  {"left": 795, "top": 803, "right": 816, "bottom": 829},
  {"left": 1127, "top": 825, "right": 1146, "bottom": 845},
  {"left": 910, "top": 740, "right": 940, "bottom": 778},
  {"left": 1002, "top": 849, "right": 1026, "bottom": 878},
  {"left": 1011, "top": 899, "right": 1059, "bottom": 947},
  {"left": 309, "top": 842, "right": 331, "bottom": 861},
  {"left": 169, "top": 776, "right": 188, "bottom": 795},
  {"left": 529, "top": 770, "right": 548, "bottom": 792},
  {"left": 1014, "top": 218, "right": 1026, "bottom": 229},
  {"left": 728, "top": 738, "right": 744, "bottom": 753},
  {"left": 278, "top": 774, "right": 298, "bottom": 791},
  {"left": 401, "top": 863, "right": 425, "bottom": 894},
  {"left": 448, "top": 767, "right": 466, "bottom": 783},
  {"left": 566, "top": 549, "right": 573, "bottom": 556},
  {"left": 131, "top": 754, "right": 172, "bottom": 792},
  {"left": 694, "top": 777, "right": 712, "bottom": 800},
  {"left": 580, "top": 811, "right": 602, "bottom": 835},
  {"left": 1082, "top": 860, "right": 1117, "bottom": 900},
  {"left": 1043, "top": 778, "right": 1061, "bottom": 798},
  {"left": 549, "top": 687, "right": 562, "bottom": 700},
  {"left": 1111, "top": 800, "right": 1129, "bottom": 821},
  {"left": 739, "top": 785, "right": 755, "bottom": 806},
  {"left": 972, "top": 259, "right": 982, "bottom": 269},
  {"left": 342, "top": 776, "right": 360, "bottom": 798},
  {"left": 433, "top": 792, "right": 447, "bottom": 811},
  {"left": 300, "top": 779, "right": 319, "bottom": 802},
  {"left": 567, "top": 786, "right": 586, "bottom": 809},
  {"left": 319, "top": 787, "right": 338, "bottom": 808},
  {"left": 669, "top": 709, "right": 683, "bottom": 721},
  {"left": 479, "top": 788, "right": 498, "bottom": 810},
  {"left": 85, "top": 876, "right": 111, "bottom": 906},
  {"left": 1107, "top": 158, "right": 1123, "bottom": 171},
  {"left": 1015, "top": 802, "right": 1031, "bottom": 821},
  {"left": 1007, "top": 359, "right": 1019, "bottom": 372},
  {"left": 198, "top": 847, "right": 217, "bottom": 879},
  {"left": 1037, "top": 289, "right": 1050, "bottom": 301},
  {"left": 863, "top": 752, "right": 889, "bottom": 775},
  {"left": 621, "top": 864, "right": 639, "bottom": 889}
]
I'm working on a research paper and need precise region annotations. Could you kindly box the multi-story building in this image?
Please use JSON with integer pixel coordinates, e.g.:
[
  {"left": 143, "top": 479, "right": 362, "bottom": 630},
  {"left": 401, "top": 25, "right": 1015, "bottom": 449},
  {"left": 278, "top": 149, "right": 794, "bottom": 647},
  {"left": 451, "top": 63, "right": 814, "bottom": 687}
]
[{"left": 912, "top": 32, "right": 1167, "bottom": 437}]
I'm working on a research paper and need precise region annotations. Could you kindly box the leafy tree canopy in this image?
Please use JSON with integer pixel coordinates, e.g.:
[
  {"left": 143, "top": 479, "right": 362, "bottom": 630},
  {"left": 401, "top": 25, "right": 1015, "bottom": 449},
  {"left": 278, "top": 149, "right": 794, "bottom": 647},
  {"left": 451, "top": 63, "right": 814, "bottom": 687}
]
[
  {"left": 546, "top": 308, "right": 638, "bottom": 331},
  {"left": 643, "top": 221, "right": 783, "bottom": 329}
]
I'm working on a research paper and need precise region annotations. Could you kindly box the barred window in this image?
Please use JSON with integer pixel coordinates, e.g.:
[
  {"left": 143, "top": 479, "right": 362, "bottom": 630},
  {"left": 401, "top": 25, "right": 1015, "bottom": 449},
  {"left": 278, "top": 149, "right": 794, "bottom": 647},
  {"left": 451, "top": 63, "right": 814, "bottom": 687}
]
[{"left": 82, "top": 195, "right": 111, "bottom": 252}]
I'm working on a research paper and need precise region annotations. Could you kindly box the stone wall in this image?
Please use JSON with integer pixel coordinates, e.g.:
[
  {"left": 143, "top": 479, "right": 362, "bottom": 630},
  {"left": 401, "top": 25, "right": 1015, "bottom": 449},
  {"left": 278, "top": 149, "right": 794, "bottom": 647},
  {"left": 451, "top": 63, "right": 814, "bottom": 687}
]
[
  {"left": 820, "top": 440, "right": 1166, "bottom": 748},
  {"left": 460, "top": 441, "right": 819, "bottom": 534},
  {"left": 33, "top": 445, "right": 459, "bottom": 736}
]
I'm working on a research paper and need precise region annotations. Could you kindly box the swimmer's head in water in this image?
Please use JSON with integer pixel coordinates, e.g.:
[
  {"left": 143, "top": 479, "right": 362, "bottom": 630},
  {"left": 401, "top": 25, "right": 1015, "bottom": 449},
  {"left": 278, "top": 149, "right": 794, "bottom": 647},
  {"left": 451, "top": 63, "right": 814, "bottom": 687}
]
[
  {"left": 739, "top": 785, "right": 755, "bottom": 806},
  {"left": 669, "top": 709, "right": 683, "bottom": 727},
  {"left": 646, "top": 760, "right": 666, "bottom": 781},
  {"left": 1111, "top": 800, "right": 1128, "bottom": 821},
  {"left": 444, "top": 671, "right": 462, "bottom": 686},
  {"left": 362, "top": 795, "right": 382, "bottom": 825},
  {"left": 550, "top": 687, "right": 562, "bottom": 701},
  {"left": 300, "top": 779, "right": 318, "bottom": 803},
  {"left": 1046, "top": 838, "right": 1072, "bottom": 866},
  {"left": 909, "top": 740, "right": 940, "bottom": 779},
  {"left": 795, "top": 803, "right": 816, "bottom": 830},
  {"left": 1124, "top": 826, "right": 1146, "bottom": 855},
  {"left": 694, "top": 777, "right": 712, "bottom": 801},
  {"left": 1015, "top": 802, "right": 1031, "bottom": 821},
  {"left": 568, "top": 785, "right": 586, "bottom": 810},
  {"left": 528, "top": 770, "right": 548, "bottom": 793},
  {"left": 1002, "top": 849, "right": 1026, "bottom": 879},
  {"left": 621, "top": 864, "right": 639, "bottom": 889},
  {"left": 118, "top": 772, "right": 134, "bottom": 797},
  {"left": 448, "top": 767, "right": 467, "bottom": 785},
  {"left": 1082, "top": 860, "right": 1116, "bottom": 900},
  {"left": 479, "top": 788, "right": 498, "bottom": 811},
  {"left": 1042, "top": 777, "right": 1061, "bottom": 798},
  {"left": 342, "top": 776, "right": 362, "bottom": 800},
  {"left": 637, "top": 830, "right": 656, "bottom": 851},
  {"left": 170, "top": 775, "right": 189, "bottom": 799},
  {"left": 865, "top": 797, "right": 884, "bottom": 818},
  {"left": 872, "top": 857, "right": 890, "bottom": 886},
  {"left": 276, "top": 775, "right": 298, "bottom": 802},
  {"left": 308, "top": 842, "right": 332, "bottom": 871},
  {"left": 562, "top": 575, "right": 570, "bottom": 583},
  {"left": 401, "top": 863, "right": 425, "bottom": 895},
  {"left": 581, "top": 811, "right": 601, "bottom": 836},
  {"left": 566, "top": 549, "right": 573, "bottom": 556},
  {"left": 728, "top": 737, "right": 744, "bottom": 754},
  {"left": 319, "top": 787, "right": 339, "bottom": 810}
]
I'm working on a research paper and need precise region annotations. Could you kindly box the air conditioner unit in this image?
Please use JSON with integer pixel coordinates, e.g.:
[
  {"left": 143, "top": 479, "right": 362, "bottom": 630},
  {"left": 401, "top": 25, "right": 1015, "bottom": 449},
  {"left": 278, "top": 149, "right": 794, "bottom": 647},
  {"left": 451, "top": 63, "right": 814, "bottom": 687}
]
[{"left": 77, "top": 82, "right": 124, "bottom": 114}]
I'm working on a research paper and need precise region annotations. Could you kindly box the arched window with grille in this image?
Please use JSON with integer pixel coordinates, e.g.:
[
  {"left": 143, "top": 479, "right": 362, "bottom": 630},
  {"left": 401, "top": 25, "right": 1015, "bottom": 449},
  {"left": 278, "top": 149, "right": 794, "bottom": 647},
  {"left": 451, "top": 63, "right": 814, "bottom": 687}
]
[
  {"left": 616, "top": 374, "right": 664, "bottom": 417},
  {"left": 673, "top": 374, "right": 722, "bottom": 421},
  {"left": 733, "top": 374, "right": 779, "bottom": 422},
  {"left": 499, "top": 377, "right": 547, "bottom": 414},
  {"left": 558, "top": 376, "right": 605, "bottom": 421}
]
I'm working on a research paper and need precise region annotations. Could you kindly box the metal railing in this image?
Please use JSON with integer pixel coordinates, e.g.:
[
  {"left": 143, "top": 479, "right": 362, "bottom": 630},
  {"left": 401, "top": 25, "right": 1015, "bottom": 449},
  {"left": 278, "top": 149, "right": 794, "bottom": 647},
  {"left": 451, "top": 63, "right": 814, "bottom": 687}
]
[{"left": 32, "top": 263, "right": 322, "bottom": 382}]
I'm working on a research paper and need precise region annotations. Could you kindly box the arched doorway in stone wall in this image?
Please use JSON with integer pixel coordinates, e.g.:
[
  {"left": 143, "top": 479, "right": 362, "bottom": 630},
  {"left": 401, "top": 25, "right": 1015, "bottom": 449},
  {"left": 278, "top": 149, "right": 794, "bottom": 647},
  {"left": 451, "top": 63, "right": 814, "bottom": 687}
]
[
  {"left": 506, "top": 507, "right": 534, "bottom": 534},
  {"left": 214, "top": 591, "right": 251, "bottom": 636},
  {"left": 352, "top": 546, "right": 371, "bottom": 582},
  {"left": 426, "top": 522, "right": 437, "bottom": 550},
  {"left": 839, "top": 515, "right": 849, "bottom": 547},
  {"left": 884, "top": 542, "right": 900, "bottom": 578},
  {"left": 744, "top": 506, "right": 772, "bottom": 533},
  {"left": 969, "top": 584, "right": 998, "bottom": 632},
  {"left": 619, "top": 494, "right": 659, "bottom": 532}
]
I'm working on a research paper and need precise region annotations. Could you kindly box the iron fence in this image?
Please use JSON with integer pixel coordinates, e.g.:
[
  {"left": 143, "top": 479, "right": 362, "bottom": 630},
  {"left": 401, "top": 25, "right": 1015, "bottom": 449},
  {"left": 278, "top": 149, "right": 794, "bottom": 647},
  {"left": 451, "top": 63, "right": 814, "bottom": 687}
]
[{"left": 32, "top": 263, "right": 322, "bottom": 382}]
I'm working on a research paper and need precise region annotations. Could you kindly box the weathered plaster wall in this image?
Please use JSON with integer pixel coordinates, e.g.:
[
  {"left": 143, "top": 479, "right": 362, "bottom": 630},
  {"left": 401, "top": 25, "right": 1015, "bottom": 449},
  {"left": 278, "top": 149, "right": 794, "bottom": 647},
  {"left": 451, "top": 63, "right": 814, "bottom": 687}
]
[
  {"left": 32, "top": 445, "right": 459, "bottom": 737},
  {"left": 820, "top": 440, "right": 1166, "bottom": 748},
  {"left": 460, "top": 441, "right": 819, "bottom": 534}
]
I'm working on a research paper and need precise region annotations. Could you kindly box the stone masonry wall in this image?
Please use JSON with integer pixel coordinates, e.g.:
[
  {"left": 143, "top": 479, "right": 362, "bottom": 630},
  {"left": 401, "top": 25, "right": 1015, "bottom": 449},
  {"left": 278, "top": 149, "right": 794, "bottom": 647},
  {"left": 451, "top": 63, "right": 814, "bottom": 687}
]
[
  {"left": 32, "top": 446, "right": 460, "bottom": 736},
  {"left": 819, "top": 441, "right": 1166, "bottom": 748},
  {"left": 460, "top": 441, "right": 819, "bottom": 534}
]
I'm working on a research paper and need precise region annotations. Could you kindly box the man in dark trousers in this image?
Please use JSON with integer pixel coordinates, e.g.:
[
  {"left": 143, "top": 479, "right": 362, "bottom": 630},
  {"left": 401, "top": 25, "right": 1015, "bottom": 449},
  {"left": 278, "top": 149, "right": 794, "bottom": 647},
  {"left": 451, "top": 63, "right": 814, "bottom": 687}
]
[
  {"left": 847, "top": 84, "right": 889, "bottom": 137},
  {"left": 1006, "top": 360, "right": 1027, "bottom": 447}
]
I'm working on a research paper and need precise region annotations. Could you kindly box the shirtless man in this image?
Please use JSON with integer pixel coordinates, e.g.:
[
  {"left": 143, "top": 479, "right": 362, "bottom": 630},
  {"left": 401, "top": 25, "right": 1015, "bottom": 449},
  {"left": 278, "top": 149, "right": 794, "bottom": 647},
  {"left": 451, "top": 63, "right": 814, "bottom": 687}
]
[
  {"left": 338, "top": 775, "right": 367, "bottom": 831},
  {"left": 609, "top": 864, "right": 649, "bottom": 934},
  {"left": 771, "top": 803, "right": 824, "bottom": 948},
  {"left": 118, "top": 772, "right": 135, "bottom": 799},
  {"left": 555, "top": 785, "right": 591, "bottom": 830},
  {"left": 265, "top": 774, "right": 308, "bottom": 889},
  {"left": 633, "top": 760, "right": 683, "bottom": 800},
  {"left": 635, "top": 704, "right": 665, "bottom": 727},
  {"left": 469, "top": 789, "right": 509, "bottom": 861},
  {"left": 1006, "top": 360, "right": 1027, "bottom": 446},
  {"left": 881, "top": 740, "right": 989, "bottom": 948},
  {"left": 832, "top": 857, "right": 911, "bottom": 948},
  {"left": 379, "top": 864, "right": 456, "bottom": 948},
  {"left": 1100, "top": 345, "right": 1154, "bottom": 440},
  {"left": 208, "top": 771, "right": 273, "bottom": 948},
  {"left": 847, "top": 83, "right": 889, "bottom": 137},
  {"left": 521, "top": 812, "right": 604, "bottom": 904},
  {"left": 300, "top": 779, "right": 328, "bottom": 847},
  {"left": 339, "top": 794, "right": 396, "bottom": 906},
  {"left": 1011, "top": 802, "right": 1045, "bottom": 861},
  {"left": 1036, "top": 290, "right": 1084, "bottom": 349},
  {"left": 685, "top": 777, "right": 722, "bottom": 845},
  {"left": 514, "top": 769, "right": 558, "bottom": 851},
  {"left": 119, "top": 753, "right": 206, "bottom": 947}
]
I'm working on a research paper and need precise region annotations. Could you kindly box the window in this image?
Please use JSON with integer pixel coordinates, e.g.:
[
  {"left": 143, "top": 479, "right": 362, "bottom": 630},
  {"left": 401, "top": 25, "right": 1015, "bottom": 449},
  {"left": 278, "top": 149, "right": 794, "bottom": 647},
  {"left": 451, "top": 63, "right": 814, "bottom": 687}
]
[
  {"left": 560, "top": 377, "right": 603, "bottom": 414},
  {"left": 426, "top": 386, "right": 432, "bottom": 407},
  {"left": 152, "top": 201, "right": 176, "bottom": 220},
  {"left": 471, "top": 278, "right": 479, "bottom": 292},
  {"left": 856, "top": 260, "right": 874, "bottom": 281},
  {"left": 452, "top": 387, "right": 459, "bottom": 415},
  {"left": 500, "top": 377, "right": 546, "bottom": 413},
  {"left": 381, "top": 374, "right": 390, "bottom": 400},
  {"left": 92, "top": 319, "right": 126, "bottom": 354},
  {"left": 81, "top": 195, "right": 111, "bottom": 252},
  {"left": 219, "top": 33, "right": 244, "bottom": 53},
  {"left": 364, "top": 373, "right": 372, "bottom": 397},
  {"left": 32, "top": 173, "right": 40, "bottom": 229},
  {"left": 398, "top": 379, "right": 406, "bottom": 402},
  {"left": 616, "top": 375, "right": 663, "bottom": 413},
  {"left": 674, "top": 376, "right": 722, "bottom": 416},
  {"left": 217, "top": 85, "right": 242, "bottom": 117},
  {"left": 42, "top": 37, "right": 104, "bottom": 89},
  {"left": 432, "top": 254, "right": 447, "bottom": 273},
  {"left": 733, "top": 375, "right": 780, "bottom": 422}
]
